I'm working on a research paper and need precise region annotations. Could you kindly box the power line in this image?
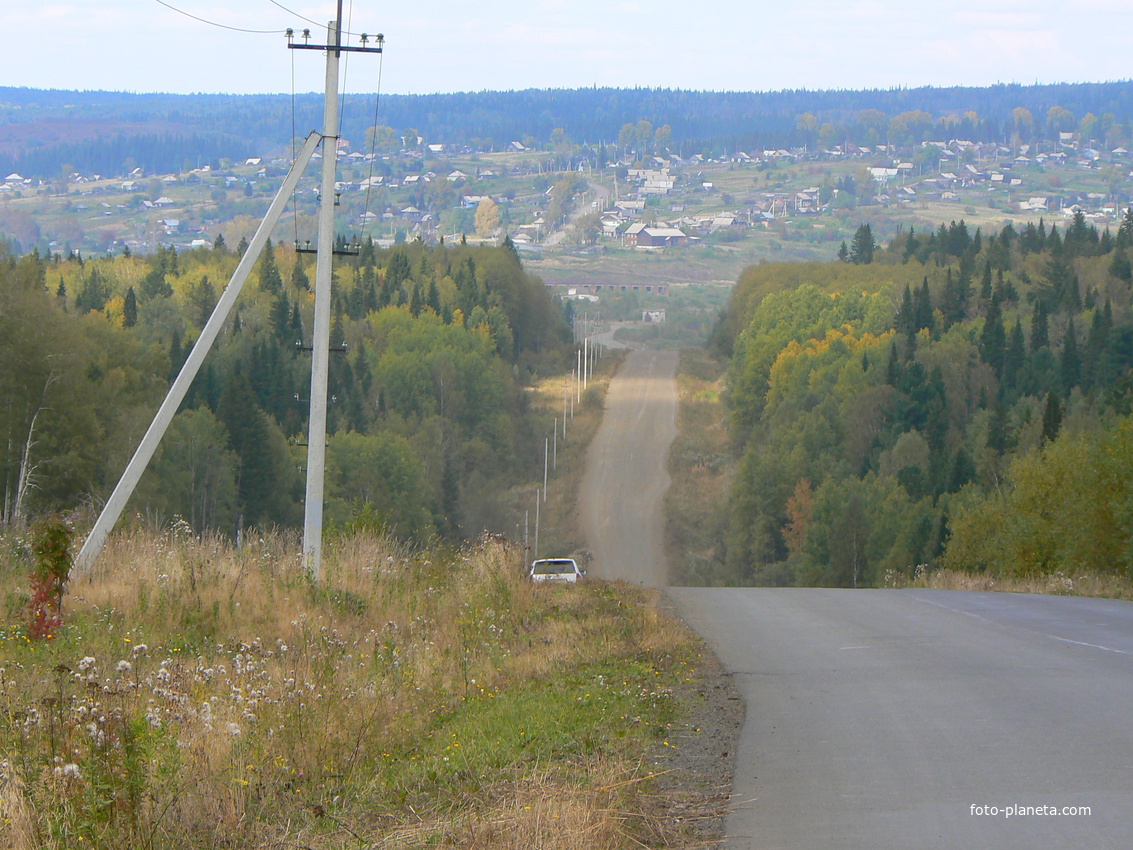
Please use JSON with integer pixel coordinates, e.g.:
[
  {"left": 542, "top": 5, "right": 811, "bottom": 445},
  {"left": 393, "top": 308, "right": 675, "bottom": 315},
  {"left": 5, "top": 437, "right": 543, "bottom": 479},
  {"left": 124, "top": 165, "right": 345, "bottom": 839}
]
[
  {"left": 267, "top": 0, "right": 380, "bottom": 41},
  {"left": 153, "top": 0, "right": 288, "bottom": 34},
  {"left": 265, "top": 0, "right": 324, "bottom": 30}
]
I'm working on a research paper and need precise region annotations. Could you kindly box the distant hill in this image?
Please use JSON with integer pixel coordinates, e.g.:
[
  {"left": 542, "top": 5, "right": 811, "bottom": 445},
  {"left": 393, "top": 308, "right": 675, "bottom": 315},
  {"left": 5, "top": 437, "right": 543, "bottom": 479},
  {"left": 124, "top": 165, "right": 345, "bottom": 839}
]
[{"left": 4, "top": 80, "right": 1133, "bottom": 178}]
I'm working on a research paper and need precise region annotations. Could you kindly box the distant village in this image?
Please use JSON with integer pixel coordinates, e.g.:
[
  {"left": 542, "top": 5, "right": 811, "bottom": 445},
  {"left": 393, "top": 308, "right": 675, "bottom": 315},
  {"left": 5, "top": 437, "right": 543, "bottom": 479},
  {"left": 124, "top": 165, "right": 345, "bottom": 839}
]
[{"left": 4, "top": 129, "right": 1131, "bottom": 258}]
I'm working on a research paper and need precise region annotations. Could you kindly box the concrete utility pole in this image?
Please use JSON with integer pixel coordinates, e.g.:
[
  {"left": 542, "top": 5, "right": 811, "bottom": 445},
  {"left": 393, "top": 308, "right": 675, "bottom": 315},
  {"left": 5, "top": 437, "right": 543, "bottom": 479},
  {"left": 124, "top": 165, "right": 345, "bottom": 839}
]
[
  {"left": 74, "top": 132, "right": 322, "bottom": 574},
  {"left": 74, "top": 8, "right": 382, "bottom": 576},
  {"left": 290, "top": 4, "right": 383, "bottom": 580}
]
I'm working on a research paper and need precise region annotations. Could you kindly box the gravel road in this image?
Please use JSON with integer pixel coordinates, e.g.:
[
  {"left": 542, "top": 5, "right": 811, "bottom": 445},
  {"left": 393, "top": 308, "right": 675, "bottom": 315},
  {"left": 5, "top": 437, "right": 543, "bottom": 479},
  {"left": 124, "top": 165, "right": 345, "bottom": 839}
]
[{"left": 580, "top": 348, "right": 679, "bottom": 585}]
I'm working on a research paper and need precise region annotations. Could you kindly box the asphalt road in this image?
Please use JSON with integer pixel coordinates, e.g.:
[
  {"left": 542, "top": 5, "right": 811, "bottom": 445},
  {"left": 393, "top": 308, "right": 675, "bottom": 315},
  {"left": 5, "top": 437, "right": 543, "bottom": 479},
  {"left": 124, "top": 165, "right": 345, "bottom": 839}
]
[
  {"left": 580, "top": 347, "right": 1133, "bottom": 847},
  {"left": 671, "top": 588, "right": 1133, "bottom": 849}
]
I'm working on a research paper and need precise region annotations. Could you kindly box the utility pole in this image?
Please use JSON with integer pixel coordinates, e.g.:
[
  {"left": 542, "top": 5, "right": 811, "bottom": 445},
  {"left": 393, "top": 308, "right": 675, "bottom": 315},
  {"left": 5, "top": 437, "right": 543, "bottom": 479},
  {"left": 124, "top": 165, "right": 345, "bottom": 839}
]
[
  {"left": 73, "top": 132, "right": 322, "bottom": 574},
  {"left": 73, "top": 11, "right": 382, "bottom": 576},
  {"left": 290, "top": 4, "right": 382, "bottom": 580}
]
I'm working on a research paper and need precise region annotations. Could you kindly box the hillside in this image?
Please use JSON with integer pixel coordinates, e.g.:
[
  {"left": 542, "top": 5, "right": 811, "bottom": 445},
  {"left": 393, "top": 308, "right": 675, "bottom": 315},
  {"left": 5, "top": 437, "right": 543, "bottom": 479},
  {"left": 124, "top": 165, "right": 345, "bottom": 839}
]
[
  {"left": 670, "top": 213, "right": 1133, "bottom": 588},
  {"left": 0, "top": 238, "right": 571, "bottom": 541}
]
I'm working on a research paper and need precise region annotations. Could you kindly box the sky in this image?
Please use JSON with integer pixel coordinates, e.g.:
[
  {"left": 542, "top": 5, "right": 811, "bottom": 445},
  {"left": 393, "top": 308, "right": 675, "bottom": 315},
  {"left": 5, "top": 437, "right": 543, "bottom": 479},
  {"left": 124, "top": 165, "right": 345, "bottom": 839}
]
[{"left": 3, "top": 1, "right": 1133, "bottom": 97}]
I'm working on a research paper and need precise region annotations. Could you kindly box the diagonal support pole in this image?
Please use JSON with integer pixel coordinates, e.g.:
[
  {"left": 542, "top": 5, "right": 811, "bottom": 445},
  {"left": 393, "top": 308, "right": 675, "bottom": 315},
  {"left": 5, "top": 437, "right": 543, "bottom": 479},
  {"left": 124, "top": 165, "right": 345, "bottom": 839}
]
[{"left": 74, "top": 131, "right": 323, "bottom": 573}]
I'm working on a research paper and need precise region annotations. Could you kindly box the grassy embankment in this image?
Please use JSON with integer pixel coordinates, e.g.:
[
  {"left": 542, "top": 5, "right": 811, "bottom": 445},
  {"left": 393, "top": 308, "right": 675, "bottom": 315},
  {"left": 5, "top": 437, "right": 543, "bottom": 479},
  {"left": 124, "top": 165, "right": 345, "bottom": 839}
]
[
  {"left": 883, "top": 568, "right": 1133, "bottom": 600},
  {"left": 0, "top": 349, "right": 730, "bottom": 849},
  {"left": 664, "top": 349, "right": 732, "bottom": 587},
  {"left": 0, "top": 525, "right": 714, "bottom": 849}
]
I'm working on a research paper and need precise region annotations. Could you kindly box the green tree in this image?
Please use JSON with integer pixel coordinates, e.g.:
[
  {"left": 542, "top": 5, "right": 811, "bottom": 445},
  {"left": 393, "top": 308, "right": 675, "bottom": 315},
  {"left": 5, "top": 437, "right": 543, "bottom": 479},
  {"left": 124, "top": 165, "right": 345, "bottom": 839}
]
[
  {"left": 217, "top": 375, "right": 278, "bottom": 527},
  {"left": 140, "top": 407, "right": 237, "bottom": 531},
  {"left": 325, "top": 430, "right": 434, "bottom": 538},
  {"left": 848, "top": 224, "right": 875, "bottom": 264},
  {"left": 123, "top": 285, "right": 138, "bottom": 328}
]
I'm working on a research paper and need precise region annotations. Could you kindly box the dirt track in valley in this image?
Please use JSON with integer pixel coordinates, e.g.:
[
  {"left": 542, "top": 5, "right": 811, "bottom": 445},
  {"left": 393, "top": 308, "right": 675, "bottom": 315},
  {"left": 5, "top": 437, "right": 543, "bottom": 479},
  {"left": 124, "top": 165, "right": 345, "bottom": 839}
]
[{"left": 580, "top": 348, "right": 679, "bottom": 586}]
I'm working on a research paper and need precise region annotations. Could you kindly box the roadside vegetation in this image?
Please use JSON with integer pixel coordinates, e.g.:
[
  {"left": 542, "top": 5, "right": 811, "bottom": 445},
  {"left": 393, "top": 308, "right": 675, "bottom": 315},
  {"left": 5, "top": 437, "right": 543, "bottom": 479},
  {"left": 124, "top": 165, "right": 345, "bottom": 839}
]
[
  {"left": 516, "top": 350, "right": 624, "bottom": 563},
  {"left": 664, "top": 351, "right": 731, "bottom": 586},
  {"left": 0, "top": 523, "right": 713, "bottom": 849},
  {"left": 673, "top": 214, "right": 1133, "bottom": 592}
]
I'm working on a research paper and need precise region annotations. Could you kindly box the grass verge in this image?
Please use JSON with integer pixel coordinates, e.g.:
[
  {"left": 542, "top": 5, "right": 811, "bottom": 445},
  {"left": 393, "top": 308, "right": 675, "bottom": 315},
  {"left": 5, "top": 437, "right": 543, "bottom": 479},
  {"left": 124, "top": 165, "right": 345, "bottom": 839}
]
[
  {"left": 884, "top": 566, "right": 1133, "bottom": 601},
  {"left": 0, "top": 525, "right": 714, "bottom": 849},
  {"left": 664, "top": 349, "right": 733, "bottom": 586}
]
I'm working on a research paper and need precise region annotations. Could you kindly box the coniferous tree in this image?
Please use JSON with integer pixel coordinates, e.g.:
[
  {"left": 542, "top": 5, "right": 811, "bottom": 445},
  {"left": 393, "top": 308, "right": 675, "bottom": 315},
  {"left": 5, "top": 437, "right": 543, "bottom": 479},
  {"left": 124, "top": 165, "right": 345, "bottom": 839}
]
[
  {"left": 896, "top": 284, "right": 915, "bottom": 336},
  {"left": 218, "top": 374, "right": 277, "bottom": 527},
  {"left": 979, "top": 300, "right": 1006, "bottom": 376},
  {"left": 168, "top": 330, "right": 185, "bottom": 383},
  {"left": 1109, "top": 248, "right": 1132, "bottom": 282},
  {"left": 258, "top": 239, "right": 283, "bottom": 294},
  {"left": 292, "top": 259, "right": 311, "bottom": 291},
  {"left": 1061, "top": 319, "right": 1081, "bottom": 394},
  {"left": 987, "top": 401, "right": 1009, "bottom": 454},
  {"left": 1041, "top": 390, "right": 1062, "bottom": 443},
  {"left": 1030, "top": 302, "right": 1049, "bottom": 350},
  {"left": 941, "top": 268, "right": 965, "bottom": 327},
  {"left": 1003, "top": 320, "right": 1026, "bottom": 397},
  {"left": 979, "top": 259, "right": 993, "bottom": 302},
  {"left": 1083, "top": 302, "right": 1112, "bottom": 392},
  {"left": 409, "top": 282, "right": 424, "bottom": 317},
  {"left": 123, "top": 285, "right": 138, "bottom": 328},
  {"left": 913, "top": 277, "right": 934, "bottom": 332},
  {"left": 427, "top": 278, "right": 441, "bottom": 315},
  {"left": 75, "top": 268, "right": 110, "bottom": 314},
  {"left": 1118, "top": 208, "right": 1133, "bottom": 248},
  {"left": 848, "top": 224, "right": 875, "bottom": 264},
  {"left": 270, "top": 294, "right": 291, "bottom": 344},
  {"left": 140, "top": 264, "right": 172, "bottom": 300}
]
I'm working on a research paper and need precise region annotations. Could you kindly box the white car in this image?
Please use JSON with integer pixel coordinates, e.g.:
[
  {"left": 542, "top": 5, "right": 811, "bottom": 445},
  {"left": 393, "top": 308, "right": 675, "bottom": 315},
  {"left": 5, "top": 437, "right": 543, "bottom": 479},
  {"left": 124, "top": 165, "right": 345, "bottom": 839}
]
[{"left": 529, "top": 558, "right": 586, "bottom": 583}]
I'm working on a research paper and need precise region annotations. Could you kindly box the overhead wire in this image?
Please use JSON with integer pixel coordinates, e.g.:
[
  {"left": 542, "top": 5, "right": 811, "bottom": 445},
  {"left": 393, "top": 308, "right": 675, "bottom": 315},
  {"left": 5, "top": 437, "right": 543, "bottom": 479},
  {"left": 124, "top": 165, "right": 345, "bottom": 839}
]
[
  {"left": 361, "top": 47, "right": 386, "bottom": 239},
  {"left": 265, "top": 0, "right": 375, "bottom": 40},
  {"left": 291, "top": 44, "right": 300, "bottom": 250},
  {"left": 153, "top": 0, "right": 289, "bottom": 34},
  {"left": 337, "top": 2, "right": 354, "bottom": 245}
]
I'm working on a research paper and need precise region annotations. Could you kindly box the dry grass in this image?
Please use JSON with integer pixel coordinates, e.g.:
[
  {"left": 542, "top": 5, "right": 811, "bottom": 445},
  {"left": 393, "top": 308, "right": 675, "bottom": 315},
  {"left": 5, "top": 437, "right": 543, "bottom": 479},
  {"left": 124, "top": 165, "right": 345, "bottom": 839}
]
[
  {"left": 886, "top": 566, "right": 1133, "bottom": 601},
  {"left": 514, "top": 349, "right": 625, "bottom": 562},
  {"left": 664, "top": 350, "right": 732, "bottom": 586},
  {"left": 0, "top": 524, "right": 708, "bottom": 849}
]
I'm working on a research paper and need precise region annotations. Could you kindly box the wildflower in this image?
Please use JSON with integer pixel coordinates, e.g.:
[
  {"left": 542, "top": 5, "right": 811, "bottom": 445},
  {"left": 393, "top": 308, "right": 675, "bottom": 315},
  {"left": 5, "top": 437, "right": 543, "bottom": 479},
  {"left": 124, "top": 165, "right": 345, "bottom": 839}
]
[
  {"left": 53, "top": 763, "right": 81, "bottom": 780},
  {"left": 132, "top": 644, "right": 148, "bottom": 657},
  {"left": 116, "top": 660, "right": 132, "bottom": 674},
  {"left": 226, "top": 722, "right": 241, "bottom": 737},
  {"left": 77, "top": 657, "right": 96, "bottom": 673}
]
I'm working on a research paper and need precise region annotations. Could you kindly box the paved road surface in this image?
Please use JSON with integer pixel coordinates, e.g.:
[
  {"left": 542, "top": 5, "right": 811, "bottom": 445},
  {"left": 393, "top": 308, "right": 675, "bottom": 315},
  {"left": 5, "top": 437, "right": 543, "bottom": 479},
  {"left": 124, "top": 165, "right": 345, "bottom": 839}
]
[
  {"left": 580, "top": 348, "right": 1133, "bottom": 847},
  {"left": 580, "top": 348, "right": 678, "bottom": 585},
  {"left": 671, "top": 587, "right": 1133, "bottom": 849}
]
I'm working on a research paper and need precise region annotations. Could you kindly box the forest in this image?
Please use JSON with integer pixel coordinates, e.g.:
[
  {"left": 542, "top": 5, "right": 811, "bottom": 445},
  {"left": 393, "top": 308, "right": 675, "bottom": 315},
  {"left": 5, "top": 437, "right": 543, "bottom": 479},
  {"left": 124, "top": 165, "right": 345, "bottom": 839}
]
[
  {"left": 0, "top": 235, "right": 573, "bottom": 541},
  {"left": 703, "top": 212, "right": 1133, "bottom": 586},
  {"left": 7, "top": 79, "right": 1133, "bottom": 177}
]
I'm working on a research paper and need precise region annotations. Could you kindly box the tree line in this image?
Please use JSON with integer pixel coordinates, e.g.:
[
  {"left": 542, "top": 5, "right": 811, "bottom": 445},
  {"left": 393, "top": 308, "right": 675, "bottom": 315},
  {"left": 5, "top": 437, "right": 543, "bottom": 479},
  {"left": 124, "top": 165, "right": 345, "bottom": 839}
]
[
  {"left": 701, "top": 211, "right": 1133, "bottom": 586},
  {"left": 0, "top": 235, "right": 572, "bottom": 541},
  {"left": 7, "top": 80, "right": 1133, "bottom": 177}
]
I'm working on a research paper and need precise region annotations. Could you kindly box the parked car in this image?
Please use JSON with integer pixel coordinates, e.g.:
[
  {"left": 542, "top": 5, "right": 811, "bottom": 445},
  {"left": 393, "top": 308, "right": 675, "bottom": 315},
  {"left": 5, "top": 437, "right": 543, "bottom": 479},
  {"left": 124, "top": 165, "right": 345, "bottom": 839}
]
[{"left": 529, "top": 558, "right": 586, "bottom": 583}]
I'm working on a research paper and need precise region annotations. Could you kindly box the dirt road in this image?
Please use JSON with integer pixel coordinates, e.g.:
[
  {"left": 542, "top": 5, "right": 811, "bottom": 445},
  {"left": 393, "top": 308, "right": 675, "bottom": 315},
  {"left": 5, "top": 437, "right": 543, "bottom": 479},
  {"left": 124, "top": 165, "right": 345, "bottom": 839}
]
[{"left": 580, "top": 348, "right": 679, "bottom": 585}]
